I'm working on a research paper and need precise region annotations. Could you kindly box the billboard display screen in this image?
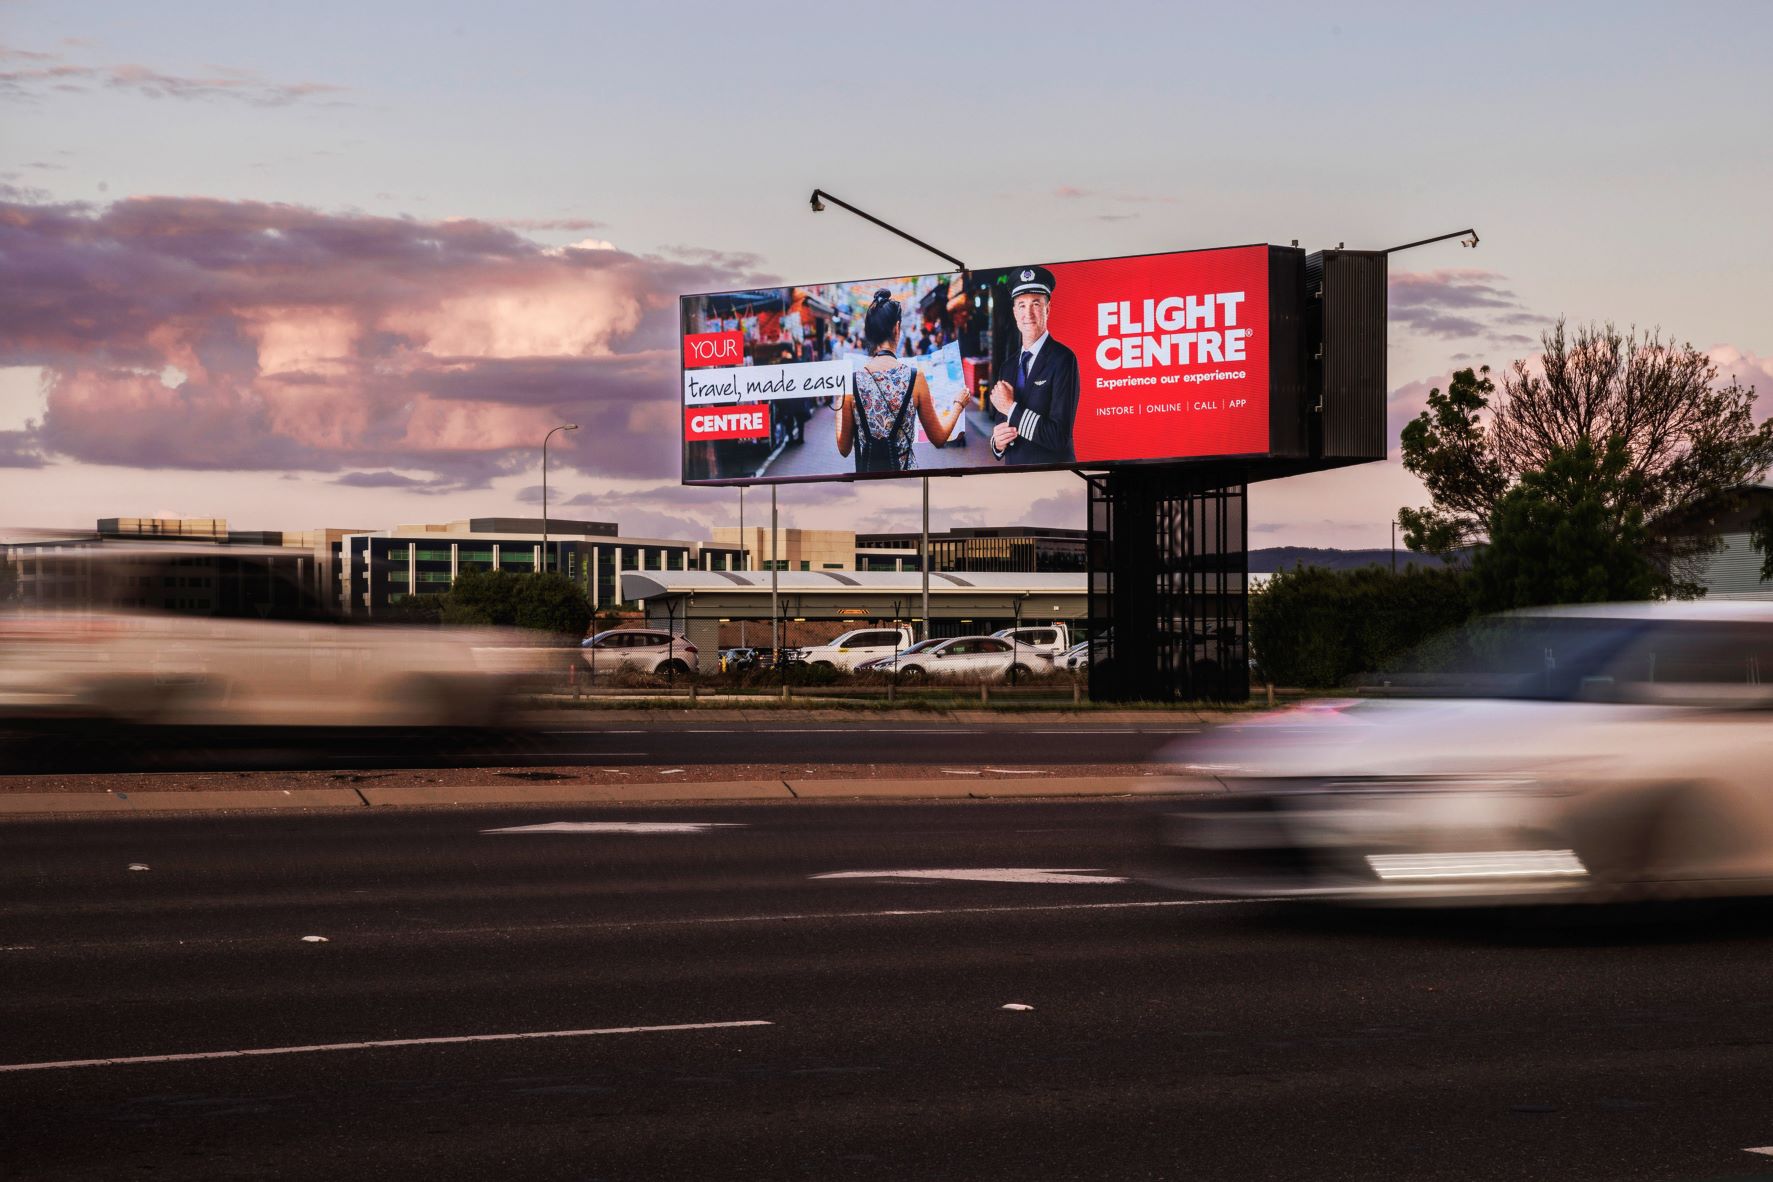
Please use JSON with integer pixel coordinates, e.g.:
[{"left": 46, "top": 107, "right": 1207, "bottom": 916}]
[{"left": 680, "top": 244, "right": 1278, "bottom": 485}]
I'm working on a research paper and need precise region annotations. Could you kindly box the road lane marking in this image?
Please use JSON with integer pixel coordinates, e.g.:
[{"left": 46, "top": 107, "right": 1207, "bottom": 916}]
[
  {"left": 0, "top": 1020, "right": 775, "bottom": 1075},
  {"left": 1746, "top": 1147, "right": 1773, "bottom": 1156},
  {"left": 814, "top": 868, "right": 1131, "bottom": 885},
  {"left": 482, "top": 822, "right": 746, "bottom": 835},
  {"left": 3, "top": 900, "right": 1255, "bottom": 957}
]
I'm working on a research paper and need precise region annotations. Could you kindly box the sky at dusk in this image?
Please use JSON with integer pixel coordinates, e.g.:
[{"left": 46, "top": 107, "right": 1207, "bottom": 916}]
[{"left": 3, "top": 0, "right": 1770, "bottom": 546}]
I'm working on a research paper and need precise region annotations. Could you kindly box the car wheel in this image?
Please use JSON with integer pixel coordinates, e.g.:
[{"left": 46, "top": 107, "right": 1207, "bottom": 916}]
[
  {"left": 656, "top": 659, "right": 690, "bottom": 676},
  {"left": 1008, "top": 663, "right": 1033, "bottom": 680},
  {"left": 900, "top": 665, "right": 927, "bottom": 680}
]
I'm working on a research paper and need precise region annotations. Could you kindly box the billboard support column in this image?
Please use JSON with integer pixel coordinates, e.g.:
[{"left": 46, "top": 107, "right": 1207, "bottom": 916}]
[
  {"left": 921, "top": 478, "right": 930, "bottom": 641},
  {"left": 738, "top": 486, "right": 746, "bottom": 647},
  {"left": 770, "top": 486, "right": 779, "bottom": 660}
]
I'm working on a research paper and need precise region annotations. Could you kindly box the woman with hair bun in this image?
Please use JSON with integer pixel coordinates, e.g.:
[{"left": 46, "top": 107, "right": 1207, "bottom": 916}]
[{"left": 836, "top": 289, "right": 964, "bottom": 473}]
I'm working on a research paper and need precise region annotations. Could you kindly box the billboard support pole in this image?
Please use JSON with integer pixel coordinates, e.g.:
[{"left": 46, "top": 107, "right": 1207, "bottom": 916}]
[
  {"left": 770, "top": 486, "right": 779, "bottom": 662},
  {"left": 738, "top": 486, "right": 745, "bottom": 647},
  {"left": 921, "top": 478, "right": 930, "bottom": 642}
]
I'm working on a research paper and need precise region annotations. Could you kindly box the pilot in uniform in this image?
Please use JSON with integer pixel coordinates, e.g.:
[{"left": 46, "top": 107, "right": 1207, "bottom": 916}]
[{"left": 989, "top": 265, "right": 1079, "bottom": 466}]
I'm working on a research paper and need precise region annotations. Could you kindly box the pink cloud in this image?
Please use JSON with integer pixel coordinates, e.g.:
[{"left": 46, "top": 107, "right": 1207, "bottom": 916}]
[
  {"left": 1710, "top": 345, "right": 1773, "bottom": 391},
  {"left": 0, "top": 196, "right": 766, "bottom": 486}
]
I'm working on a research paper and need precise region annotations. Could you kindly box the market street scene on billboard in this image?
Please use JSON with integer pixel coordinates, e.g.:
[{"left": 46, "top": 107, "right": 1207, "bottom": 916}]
[{"left": 680, "top": 245, "right": 1274, "bottom": 484}]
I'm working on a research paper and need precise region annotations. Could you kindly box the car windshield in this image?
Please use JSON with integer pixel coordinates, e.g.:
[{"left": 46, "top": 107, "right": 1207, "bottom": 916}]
[
  {"left": 1382, "top": 615, "right": 1651, "bottom": 701},
  {"left": 895, "top": 640, "right": 939, "bottom": 656}
]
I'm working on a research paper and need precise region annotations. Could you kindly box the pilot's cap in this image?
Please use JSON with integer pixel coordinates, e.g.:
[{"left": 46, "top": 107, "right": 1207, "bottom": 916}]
[{"left": 1009, "top": 265, "right": 1055, "bottom": 299}]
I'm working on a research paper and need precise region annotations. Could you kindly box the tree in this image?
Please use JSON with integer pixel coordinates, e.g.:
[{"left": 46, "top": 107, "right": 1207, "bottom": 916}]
[
  {"left": 1249, "top": 564, "right": 1476, "bottom": 689},
  {"left": 441, "top": 570, "right": 590, "bottom": 637},
  {"left": 1471, "top": 437, "right": 1661, "bottom": 612},
  {"left": 1401, "top": 321, "right": 1773, "bottom": 591}
]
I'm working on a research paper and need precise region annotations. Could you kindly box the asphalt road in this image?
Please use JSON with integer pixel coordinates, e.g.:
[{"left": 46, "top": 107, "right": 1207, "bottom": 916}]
[
  {"left": 3, "top": 718, "right": 1203, "bottom": 774},
  {"left": 8, "top": 799, "right": 1773, "bottom": 1180}
]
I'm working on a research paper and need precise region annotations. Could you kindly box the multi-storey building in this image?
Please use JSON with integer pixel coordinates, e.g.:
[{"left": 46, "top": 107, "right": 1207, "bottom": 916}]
[{"left": 336, "top": 518, "right": 744, "bottom": 615}]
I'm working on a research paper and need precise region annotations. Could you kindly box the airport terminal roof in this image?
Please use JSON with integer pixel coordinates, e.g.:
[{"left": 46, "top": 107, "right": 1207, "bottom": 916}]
[{"left": 620, "top": 571, "right": 1087, "bottom": 599}]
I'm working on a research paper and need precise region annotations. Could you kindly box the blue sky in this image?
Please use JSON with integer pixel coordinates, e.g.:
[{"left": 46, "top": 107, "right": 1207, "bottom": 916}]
[{"left": 3, "top": 0, "right": 1769, "bottom": 544}]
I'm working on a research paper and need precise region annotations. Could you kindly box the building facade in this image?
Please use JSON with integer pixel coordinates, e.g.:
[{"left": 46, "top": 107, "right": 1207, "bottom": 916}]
[{"left": 337, "top": 518, "right": 744, "bottom": 615}]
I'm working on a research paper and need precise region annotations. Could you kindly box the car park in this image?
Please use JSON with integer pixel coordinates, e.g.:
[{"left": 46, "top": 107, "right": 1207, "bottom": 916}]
[
  {"left": 579, "top": 628, "right": 698, "bottom": 676},
  {"left": 1148, "top": 602, "right": 1773, "bottom": 908}
]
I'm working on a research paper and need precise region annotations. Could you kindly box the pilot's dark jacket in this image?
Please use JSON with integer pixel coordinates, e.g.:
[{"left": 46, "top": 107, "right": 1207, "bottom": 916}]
[{"left": 991, "top": 336, "right": 1080, "bottom": 466}]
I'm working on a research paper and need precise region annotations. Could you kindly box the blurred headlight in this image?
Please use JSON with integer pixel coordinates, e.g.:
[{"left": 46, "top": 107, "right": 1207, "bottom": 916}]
[{"left": 1366, "top": 850, "right": 1588, "bottom": 880}]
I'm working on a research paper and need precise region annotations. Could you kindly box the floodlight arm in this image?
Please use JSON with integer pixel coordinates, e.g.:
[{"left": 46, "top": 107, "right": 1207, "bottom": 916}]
[
  {"left": 807, "top": 189, "right": 968, "bottom": 272},
  {"left": 1382, "top": 228, "right": 1479, "bottom": 255}
]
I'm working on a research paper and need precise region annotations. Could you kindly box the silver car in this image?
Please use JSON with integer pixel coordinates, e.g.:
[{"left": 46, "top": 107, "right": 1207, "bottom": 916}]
[
  {"left": 579, "top": 628, "right": 698, "bottom": 676},
  {"left": 1149, "top": 602, "right": 1773, "bottom": 907}
]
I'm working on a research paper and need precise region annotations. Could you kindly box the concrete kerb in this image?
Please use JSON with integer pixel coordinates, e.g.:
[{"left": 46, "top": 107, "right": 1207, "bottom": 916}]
[{"left": 0, "top": 776, "right": 1190, "bottom": 816}]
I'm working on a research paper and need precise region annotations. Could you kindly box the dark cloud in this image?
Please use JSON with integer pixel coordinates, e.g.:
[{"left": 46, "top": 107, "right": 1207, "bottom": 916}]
[
  {"left": 0, "top": 429, "right": 45, "bottom": 468},
  {"left": 494, "top": 218, "right": 605, "bottom": 232},
  {"left": 332, "top": 471, "right": 427, "bottom": 489},
  {"left": 0, "top": 195, "right": 765, "bottom": 484},
  {"left": 0, "top": 46, "right": 345, "bottom": 107},
  {"left": 1388, "top": 269, "right": 1543, "bottom": 345}
]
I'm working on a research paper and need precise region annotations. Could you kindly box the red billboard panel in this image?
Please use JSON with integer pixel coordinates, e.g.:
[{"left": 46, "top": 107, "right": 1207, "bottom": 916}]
[
  {"left": 684, "top": 404, "right": 771, "bottom": 442},
  {"left": 679, "top": 245, "right": 1286, "bottom": 485},
  {"left": 683, "top": 330, "right": 744, "bottom": 369}
]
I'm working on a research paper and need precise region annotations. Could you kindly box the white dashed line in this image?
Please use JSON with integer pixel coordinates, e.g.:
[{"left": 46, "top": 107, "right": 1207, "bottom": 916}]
[{"left": 0, "top": 1020, "right": 775, "bottom": 1074}]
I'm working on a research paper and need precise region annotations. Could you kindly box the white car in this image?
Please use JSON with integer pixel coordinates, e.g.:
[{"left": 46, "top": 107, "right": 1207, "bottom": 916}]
[
  {"left": 990, "top": 624, "right": 1072, "bottom": 663},
  {"left": 792, "top": 626, "right": 916, "bottom": 673},
  {"left": 580, "top": 628, "right": 698, "bottom": 676},
  {"left": 867, "top": 635, "right": 1047, "bottom": 681},
  {"left": 1149, "top": 602, "right": 1773, "bottom": 908}
]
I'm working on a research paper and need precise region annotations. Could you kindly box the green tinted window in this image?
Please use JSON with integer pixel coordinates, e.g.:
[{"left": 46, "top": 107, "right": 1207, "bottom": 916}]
[
  {"left": 416, "top": 548, "right": 451, "bottom": 562},
  {"left": 502, "top": 550, "right": 534, "bottom": 567}
]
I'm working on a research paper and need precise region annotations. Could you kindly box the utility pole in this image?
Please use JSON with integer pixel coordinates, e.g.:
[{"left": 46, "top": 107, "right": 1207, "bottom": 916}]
[
  {"left": 806, "top": 189, "right": 965, "bottom": 646},
  {"left": 921, "top": 479, "right": 931, "bottom": 641}
]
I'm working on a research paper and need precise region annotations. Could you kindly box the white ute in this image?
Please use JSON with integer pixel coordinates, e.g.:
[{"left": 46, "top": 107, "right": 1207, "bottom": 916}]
[
  {"left": 990, "top": 623, "right": 1071, "bottom": 665},
  {"left": 793, "top": 626, "right": 916, "bottom": 673}
]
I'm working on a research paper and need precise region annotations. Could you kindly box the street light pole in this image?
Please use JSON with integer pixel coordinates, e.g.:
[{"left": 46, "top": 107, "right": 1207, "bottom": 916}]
[
  {"left": 806, "top": 189, "right": 966, "bottom": 647},
  {"left": 541, "top": 423, "right": 578, "bottom": 575}
]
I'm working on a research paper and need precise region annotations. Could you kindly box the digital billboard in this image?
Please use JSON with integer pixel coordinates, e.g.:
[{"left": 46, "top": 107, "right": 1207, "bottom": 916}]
[{"left": 680, "top": 244, "right": 1290, "bottom": 485}]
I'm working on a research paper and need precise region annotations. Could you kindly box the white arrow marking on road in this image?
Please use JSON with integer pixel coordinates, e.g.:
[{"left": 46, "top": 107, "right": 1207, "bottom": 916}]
[
  {"left": 812, "top": 868, "right": 1130, "bottom": 885},
  {"left": 481, "top": 822, "right": 746, "bottom": 835},
  {"left": 1745, "top": 1147, "right": 1773, "bottom": 1156}
]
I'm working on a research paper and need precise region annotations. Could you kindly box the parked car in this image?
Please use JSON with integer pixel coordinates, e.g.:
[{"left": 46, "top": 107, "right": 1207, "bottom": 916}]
[
  {"left": 719, "top": 646, "right": 760, "bottom": 673},
  {"left": 867, "top": 635, "right": 1048, "bottom": 681},
  {"left": 580, "top": 628, "right": 698, "bottom": 676},
  {"left": 1148, "top": 602, "right": 1773, "bottom": 908},
  {"left": 792, "top": 625, "right": 917, "bottom": 673},
  {"left": 990, "top": 623, "right": 1072, "bottom": 663}
]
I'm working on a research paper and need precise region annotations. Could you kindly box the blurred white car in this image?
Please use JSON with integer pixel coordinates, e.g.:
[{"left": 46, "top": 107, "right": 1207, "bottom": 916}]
[
  {"left": 0, "top": 545, "right": 559, "bottom": 730},
  {"left": 1149, "top": 602, "right": 1773, "bottom": 907},
  {"left": 579, "top": 628, "right": 698, "bottom": 676},
  {"left": 866, "top": 635, "right": 1048, "bottom": 681}
]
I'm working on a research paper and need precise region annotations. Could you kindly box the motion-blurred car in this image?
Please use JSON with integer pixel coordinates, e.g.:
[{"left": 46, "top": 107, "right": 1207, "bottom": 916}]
[
  {"left": 0, "top": 548, "right": 548, "bottom": 730},
  {"left": 866, "top": 635, "right": 1048, "bottom": 681},
  {"left": 579, "top": 628, "right": 698, "bottom": 676},
  {"left": 1149, "top": 602, "right": 1773, "bottom": 907}
]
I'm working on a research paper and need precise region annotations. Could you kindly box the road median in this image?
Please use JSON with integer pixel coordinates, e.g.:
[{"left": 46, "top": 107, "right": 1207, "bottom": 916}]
[{"left": 0, "top": 774, "right": 1188, "bottom": 816}]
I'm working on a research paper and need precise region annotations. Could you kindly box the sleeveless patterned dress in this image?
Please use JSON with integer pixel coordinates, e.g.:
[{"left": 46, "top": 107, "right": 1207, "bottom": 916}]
[{"left": 852, "top": 364, "right": 918, "bottom": 472}]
